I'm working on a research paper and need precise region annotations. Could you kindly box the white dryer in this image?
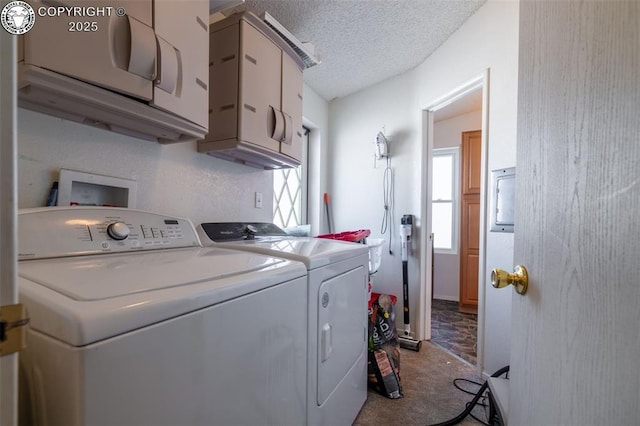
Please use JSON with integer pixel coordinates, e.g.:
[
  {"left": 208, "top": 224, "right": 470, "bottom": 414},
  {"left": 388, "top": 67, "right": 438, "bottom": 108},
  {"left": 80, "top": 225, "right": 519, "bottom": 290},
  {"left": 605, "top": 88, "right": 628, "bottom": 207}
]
[
  {"left": 18, "top": 208, "right": 308, "bottom": 426},
  {"left": 197, "top": 222, "right": 370, "bottom": 426}
]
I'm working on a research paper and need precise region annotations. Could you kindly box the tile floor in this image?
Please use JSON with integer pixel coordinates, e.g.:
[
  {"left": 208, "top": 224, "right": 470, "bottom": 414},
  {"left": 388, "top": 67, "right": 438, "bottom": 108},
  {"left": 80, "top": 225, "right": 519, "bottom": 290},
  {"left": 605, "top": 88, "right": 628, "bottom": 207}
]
[{"left": 430, "top": 299, "right": 478, "bottom": 365}]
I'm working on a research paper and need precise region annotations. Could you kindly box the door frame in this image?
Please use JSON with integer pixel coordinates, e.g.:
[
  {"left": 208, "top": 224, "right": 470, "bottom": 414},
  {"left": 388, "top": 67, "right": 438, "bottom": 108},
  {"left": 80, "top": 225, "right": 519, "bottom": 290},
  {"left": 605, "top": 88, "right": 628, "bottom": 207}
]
[
  {"left": 1, "top": 26, "right": 19, "bottom": 426},
  {"left": 419, "top": 69, "right": 489, "bottom": 374}
]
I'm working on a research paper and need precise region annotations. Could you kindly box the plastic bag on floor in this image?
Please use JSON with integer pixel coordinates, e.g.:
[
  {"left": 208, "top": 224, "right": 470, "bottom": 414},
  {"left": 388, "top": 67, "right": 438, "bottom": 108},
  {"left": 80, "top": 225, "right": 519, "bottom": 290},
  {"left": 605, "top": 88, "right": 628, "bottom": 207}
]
[
  {"left": 369, "top": 293, "right": 398, "bottom": 348},
  {"left": 368, "top": 293, "right": 403, "bottom": 399}
]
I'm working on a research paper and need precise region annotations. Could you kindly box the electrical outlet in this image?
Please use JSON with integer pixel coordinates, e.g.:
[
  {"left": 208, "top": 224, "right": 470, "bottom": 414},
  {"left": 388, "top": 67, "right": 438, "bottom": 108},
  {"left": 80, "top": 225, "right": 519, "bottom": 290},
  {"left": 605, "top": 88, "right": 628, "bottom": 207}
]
[{"left": 255, "top": 192, "right": 263, "bottom": 209}]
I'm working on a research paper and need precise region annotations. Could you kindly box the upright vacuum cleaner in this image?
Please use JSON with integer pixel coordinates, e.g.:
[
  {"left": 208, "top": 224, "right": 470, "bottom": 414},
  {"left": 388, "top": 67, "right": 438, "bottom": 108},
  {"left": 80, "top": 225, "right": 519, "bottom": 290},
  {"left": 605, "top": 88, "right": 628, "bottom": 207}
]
[{"left": 398, "top": 214, "right": 422, "bottom": 351}]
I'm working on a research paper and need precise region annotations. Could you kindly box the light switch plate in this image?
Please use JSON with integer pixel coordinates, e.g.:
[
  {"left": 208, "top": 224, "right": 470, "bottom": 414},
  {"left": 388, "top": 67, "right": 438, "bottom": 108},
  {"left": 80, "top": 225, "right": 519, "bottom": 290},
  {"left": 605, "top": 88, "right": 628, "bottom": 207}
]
[
  {"left": 255, "top": 192, "right": 263, "bottom": 208},
  {"left": 490, "top": 167, "right": 515, "bottom": 233}
]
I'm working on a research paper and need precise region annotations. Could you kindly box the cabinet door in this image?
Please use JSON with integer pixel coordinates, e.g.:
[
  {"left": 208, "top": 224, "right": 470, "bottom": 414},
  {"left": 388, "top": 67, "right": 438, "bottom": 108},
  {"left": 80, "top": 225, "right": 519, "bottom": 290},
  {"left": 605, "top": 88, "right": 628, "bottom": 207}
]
[
  {"left": 280, "top": 53, "right": 303, "bottom": 162},
  {"left": 208, "top": 23, "right": 240, "bottom": 142},
  {"left": 238, "top": 21, "right": 281, "bottom": 153},
  {"left": 152, "top": 0, "right": 209, "bottom": 129},
  {"left": 24, "top": 0, "right": 154, "bottom": 101}
]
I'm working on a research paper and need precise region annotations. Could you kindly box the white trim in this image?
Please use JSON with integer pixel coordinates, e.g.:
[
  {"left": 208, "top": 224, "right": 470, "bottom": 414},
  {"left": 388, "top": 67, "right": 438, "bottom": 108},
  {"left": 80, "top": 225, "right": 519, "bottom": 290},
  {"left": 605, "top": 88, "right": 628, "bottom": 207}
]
[
  {"left": 476, "top": 70, "right": 490, "bottom": 378},
  {"left": 419, "top": 70, "right": 490, "bottom": 377},
  {"left": 418, "top": 110, "right": 433, "bottom": 342},
  {"left": 1, "top": 26, "right": 19, "bottom": 426},
  {"left": 302, "top": 116, "right": 322, "bottom": 236},
  {"left": 301, "top": 127, "right": 309, "bottom": 224}
]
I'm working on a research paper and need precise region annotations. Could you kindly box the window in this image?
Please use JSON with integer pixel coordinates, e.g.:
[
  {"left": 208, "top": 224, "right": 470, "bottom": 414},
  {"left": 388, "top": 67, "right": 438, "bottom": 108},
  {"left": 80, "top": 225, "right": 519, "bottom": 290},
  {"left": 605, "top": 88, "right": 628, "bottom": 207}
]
[
  {"left": 432, "top": 147, "right": 459, "bottom": 253},
  {"left": 273, "top": 127, "right": 309, "bottom": 229}
]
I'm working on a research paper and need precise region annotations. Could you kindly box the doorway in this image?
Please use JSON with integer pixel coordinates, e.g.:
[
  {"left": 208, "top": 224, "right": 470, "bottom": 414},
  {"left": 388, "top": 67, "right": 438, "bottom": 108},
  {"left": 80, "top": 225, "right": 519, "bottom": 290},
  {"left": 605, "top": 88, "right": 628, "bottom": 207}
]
[{"left": 419, "top": 71, "right": 489, "bottom": 373}]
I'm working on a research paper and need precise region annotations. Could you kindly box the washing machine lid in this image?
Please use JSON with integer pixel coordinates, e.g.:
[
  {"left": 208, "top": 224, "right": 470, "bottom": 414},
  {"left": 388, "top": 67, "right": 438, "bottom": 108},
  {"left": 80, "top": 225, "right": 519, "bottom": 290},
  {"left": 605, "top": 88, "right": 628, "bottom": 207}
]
[
  {"left": 19, "top": 247, "right": 291, "bottom": 300},
  {"left": 19, "top": 247, "right": 307, "bottom": 346},
  {"left": 212, "top": 238, "right": 367, "bottom": 270},
  {"left": 198, "top": 224, "right": 368, "bottom": 270}
]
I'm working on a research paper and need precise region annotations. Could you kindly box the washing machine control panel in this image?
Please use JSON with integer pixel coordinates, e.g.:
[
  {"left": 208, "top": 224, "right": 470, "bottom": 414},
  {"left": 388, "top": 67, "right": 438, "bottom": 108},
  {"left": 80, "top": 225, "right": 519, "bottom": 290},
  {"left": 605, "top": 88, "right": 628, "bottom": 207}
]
[{"left": 18, "top": 207, "right": 201, "bottom": 260}]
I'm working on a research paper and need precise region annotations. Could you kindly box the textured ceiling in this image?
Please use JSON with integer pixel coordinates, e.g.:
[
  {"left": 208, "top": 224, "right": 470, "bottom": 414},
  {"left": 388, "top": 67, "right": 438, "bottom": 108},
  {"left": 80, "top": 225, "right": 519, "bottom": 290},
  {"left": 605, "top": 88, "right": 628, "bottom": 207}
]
[{"left": 232, "top": 0, "right": 487, "bottom": 101}]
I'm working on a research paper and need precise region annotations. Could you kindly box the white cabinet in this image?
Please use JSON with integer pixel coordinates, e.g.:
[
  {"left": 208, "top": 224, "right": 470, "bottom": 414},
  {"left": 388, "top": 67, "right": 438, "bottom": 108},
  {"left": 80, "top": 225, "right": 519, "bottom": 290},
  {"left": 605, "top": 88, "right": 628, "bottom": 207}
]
[
  {"left": 199, "top": 12, "right": 304, "bottom": 169},
  {"left": 19, "top": 0, "right": 208, "bottom": 142},
  {"left": 152, "top": 0, "right": 209, "bottom": 128},
  {"left": 24, "top": 0, "right": 155, "bottom": 101}
]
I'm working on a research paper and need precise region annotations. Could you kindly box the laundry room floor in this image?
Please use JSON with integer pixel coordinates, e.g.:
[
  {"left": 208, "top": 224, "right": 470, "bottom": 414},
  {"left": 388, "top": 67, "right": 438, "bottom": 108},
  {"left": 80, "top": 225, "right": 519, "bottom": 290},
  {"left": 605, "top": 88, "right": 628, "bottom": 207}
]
[{"left": 354, "top": 342, "right": 484, "bottom": 425}]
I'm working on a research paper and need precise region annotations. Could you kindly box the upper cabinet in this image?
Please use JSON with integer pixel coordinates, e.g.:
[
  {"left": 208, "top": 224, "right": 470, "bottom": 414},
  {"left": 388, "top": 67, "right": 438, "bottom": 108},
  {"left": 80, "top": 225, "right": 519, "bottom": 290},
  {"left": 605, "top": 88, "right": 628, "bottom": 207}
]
[
  {"left": 152, "top": 0, "right": 209, "bottom": 128},
  {"left": 18, "top": 0, "right": 208, "bottom": 143},
  {"left": 198, "top": 12, "right": 304, "bottom": 169}
]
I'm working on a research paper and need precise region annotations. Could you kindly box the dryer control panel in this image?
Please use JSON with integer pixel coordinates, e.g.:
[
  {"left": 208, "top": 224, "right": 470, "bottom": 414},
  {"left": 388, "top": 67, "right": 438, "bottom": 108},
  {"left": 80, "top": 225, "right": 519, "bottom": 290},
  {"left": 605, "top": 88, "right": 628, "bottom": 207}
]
[{"left": 18, "top": 207, "right": 201, "bottom": 260}]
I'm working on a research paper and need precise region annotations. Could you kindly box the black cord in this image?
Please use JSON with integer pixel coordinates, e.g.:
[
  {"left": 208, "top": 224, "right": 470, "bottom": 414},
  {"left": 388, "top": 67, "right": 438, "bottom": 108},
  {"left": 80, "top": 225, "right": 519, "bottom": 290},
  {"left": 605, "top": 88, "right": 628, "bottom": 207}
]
[
  {"left": 453, "top": 378, "right": 484, "bottom": 396},
  {"left": 428, "top": 365, "right": 510, "bottom": 426},
  {"left": 469, "top": 410, "right": 491, "bottom": 426}
]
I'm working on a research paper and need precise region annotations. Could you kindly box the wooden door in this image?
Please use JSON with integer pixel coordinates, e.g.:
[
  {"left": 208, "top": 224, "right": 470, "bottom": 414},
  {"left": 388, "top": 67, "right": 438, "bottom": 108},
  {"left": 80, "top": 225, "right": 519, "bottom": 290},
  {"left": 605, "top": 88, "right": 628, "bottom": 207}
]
[
  {"left": 509, "top": 2, "right": 639, "bottom": 424},
  {"left": 459, "top": 130, "right": 481, "bottom": 311}
]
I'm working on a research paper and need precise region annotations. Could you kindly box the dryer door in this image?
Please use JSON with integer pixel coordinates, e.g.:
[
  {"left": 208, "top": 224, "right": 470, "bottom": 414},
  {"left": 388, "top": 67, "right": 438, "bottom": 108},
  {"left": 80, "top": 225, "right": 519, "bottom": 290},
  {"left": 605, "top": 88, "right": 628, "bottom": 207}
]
[{"left": 316, "top": 266, "right": 367, "bottom": 405}]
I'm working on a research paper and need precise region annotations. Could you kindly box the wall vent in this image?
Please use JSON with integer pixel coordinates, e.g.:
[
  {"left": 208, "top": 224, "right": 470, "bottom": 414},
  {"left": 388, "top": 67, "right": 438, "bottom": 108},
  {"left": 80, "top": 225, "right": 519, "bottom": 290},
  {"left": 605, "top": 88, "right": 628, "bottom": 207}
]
[{"left": 262, "top": 12, "right": 321, "bottom": 69}]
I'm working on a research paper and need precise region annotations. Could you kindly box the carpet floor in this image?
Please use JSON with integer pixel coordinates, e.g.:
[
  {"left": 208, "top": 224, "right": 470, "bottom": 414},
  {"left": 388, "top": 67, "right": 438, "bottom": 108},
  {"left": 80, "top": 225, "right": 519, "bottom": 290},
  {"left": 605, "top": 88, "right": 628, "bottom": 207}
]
[{"left": 353, "top": 342, "right": 486, "bottom": 425}]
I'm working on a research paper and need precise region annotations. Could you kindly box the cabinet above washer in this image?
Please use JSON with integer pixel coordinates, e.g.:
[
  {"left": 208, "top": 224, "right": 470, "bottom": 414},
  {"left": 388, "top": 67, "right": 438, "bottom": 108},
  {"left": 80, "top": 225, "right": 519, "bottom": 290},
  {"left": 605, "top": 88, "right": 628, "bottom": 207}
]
[{"left": 199, "top": 12, "right": 304, "bottom": 169}]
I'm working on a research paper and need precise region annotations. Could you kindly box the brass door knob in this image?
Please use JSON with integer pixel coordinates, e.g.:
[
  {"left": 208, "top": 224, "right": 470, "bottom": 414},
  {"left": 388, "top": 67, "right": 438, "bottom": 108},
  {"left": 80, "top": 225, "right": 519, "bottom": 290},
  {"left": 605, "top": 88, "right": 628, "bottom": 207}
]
[{"left": 491, "top": 265, "right": 528, "bottom": 295}]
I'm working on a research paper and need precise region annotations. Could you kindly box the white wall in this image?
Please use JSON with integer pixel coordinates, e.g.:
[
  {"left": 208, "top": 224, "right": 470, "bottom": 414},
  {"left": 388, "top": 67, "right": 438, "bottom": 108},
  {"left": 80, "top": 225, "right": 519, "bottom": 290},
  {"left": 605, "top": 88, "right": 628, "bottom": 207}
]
[
  {"left": 18, "top": 109, "right": 273, "bottom": 225},
  {"left": 328, "top": 71, "right": 420, "bottom": 314},
  {"left": 17, "top": 84, "right": 329, "bottom": 231},
  {"left": 434, "top": 110, "right": 482, "bottom": 150},
  {"left": 433, "top": 109, "right": 482, "bottom": 301},
  {"left": 328, "top": 0, "right": 519, "bottom": 375}
]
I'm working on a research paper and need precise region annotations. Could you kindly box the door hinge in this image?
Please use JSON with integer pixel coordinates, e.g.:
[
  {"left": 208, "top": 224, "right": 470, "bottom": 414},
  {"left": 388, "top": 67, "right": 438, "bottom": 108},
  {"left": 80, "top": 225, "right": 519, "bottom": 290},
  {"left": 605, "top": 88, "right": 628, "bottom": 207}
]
[{"left": 0, "top": 303, "right": 30, "bottom": 356}]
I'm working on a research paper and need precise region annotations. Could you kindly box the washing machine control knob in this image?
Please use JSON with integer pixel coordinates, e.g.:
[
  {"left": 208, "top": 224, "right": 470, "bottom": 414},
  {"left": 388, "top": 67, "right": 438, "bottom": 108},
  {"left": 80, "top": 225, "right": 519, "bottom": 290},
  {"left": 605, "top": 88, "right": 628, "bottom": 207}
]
[
  {"left": 107, "top": 222, "right": 130, "bottom": 240},
  {"left": 243, "top": 224, "right": 258, "bottom": 240}
]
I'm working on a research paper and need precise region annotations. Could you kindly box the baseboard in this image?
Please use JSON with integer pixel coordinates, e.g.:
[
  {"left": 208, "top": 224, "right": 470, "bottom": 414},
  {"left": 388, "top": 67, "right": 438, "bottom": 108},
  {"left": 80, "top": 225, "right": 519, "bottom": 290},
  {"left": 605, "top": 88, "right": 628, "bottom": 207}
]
[{"left": 432, "top": 295, "right": 459, "bottom": 302}]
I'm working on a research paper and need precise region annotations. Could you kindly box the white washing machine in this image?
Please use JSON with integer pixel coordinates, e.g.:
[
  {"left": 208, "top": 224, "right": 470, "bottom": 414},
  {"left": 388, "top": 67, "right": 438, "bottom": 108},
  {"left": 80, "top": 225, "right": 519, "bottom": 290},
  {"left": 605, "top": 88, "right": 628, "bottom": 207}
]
[
  {"left": 197, "top": 222, "right": 370, "bottom": 426},
  {"left": 17, "top": 208, "right": 308, "bottom": 426}
]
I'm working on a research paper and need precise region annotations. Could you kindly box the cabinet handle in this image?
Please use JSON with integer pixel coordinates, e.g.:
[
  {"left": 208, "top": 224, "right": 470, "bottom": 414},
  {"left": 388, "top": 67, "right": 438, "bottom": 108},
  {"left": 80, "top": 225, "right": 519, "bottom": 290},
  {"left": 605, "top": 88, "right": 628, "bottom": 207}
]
[
  {"left": 155, "top": 36, "right": 178, "bottom": 94},
  {"left": 269, "top": 106, "right": 285, "bottom": 141},
  {"left": 282, "top": 112, "right": 293, "bottom": 145},
  {"left": 126, "top": 16, "right": 156, "bottom": 81}
]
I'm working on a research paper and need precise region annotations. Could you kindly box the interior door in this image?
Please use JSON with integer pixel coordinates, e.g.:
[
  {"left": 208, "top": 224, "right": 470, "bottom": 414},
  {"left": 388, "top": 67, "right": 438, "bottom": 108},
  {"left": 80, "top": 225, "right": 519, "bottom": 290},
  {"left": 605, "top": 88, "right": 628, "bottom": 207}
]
[
  {"left": 459, "top": 130, "right": 481, "bottom": 312},
  {"left": 1, "top": 28, "right": 19, "bottom": 426},
  {"left": 509, "top": 2, "right": 639, "bottom": 424}
]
